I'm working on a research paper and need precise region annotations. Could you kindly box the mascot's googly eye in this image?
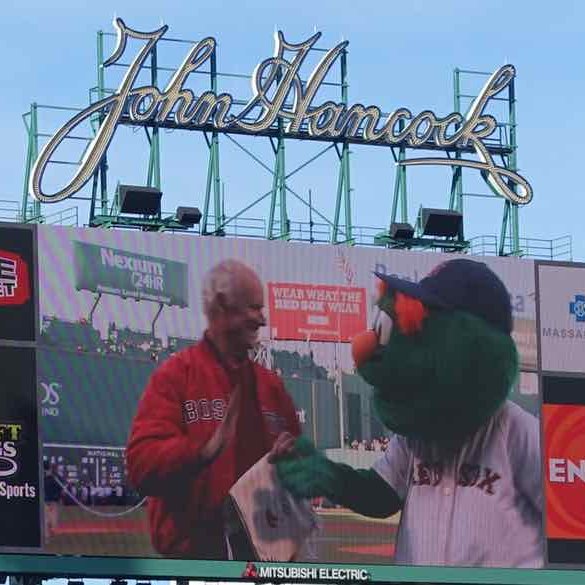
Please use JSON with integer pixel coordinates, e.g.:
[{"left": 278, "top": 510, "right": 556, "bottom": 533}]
[{"left": 372, "top": 307, "right": 393, "bottom": 346}]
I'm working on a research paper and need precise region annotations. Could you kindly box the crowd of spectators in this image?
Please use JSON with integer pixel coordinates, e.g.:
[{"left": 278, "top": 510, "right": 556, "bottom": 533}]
[
  {"left": 41, "top": 316, "right": 196, "bottom": 363},
  {"left": 346, "top": 436, "right": 390, "bottom": 452}
]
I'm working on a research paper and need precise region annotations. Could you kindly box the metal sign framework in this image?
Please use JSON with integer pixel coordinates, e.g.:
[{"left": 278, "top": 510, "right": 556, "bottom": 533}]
[{"left": 22, "top": 20, "right": 525, "bottom": 256}]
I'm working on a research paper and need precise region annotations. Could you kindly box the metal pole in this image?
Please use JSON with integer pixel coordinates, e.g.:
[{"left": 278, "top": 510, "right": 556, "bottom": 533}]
[
  {"left": 336, "top": 342, "right": 345, "bottom": 449},
  {"left": 450, "top": 68, "right": 464, "bottom": 243},
  {"left": 221, "top": 181, "right": 226, "bottom": 228},
  {"left": 21, "top": 105, "right": 38, "bottom": 222},
  {"left": 309, "top": 189, "right": 314, "bottom": 243},
  {"left": 343, "top": 142, "right": 352, "bottom": 243},
  {"left": 151, "top": 302, "right": 164, "bottom": 339},
  {"left": 332, "top": 48, "right": 353, "bottom": 244},
  {"left": 279, "top": 135, "right": 289, "bottom": 239},
  {"left": 499, "top": 200, "right": 510, "bottom": 256},
  {"left": 88, "top": 293, "right": 102, "bottom": 325},
  {"left": 149, "top": 45, "right": 161, "bottom": 190},
  {"left": 399, "top": 120, "right": 407, "bottom": 223},
  {"left": 390, "top": 153, "right": 400, "bottom": 226},
  {"left": 211, "top": 49, "right": 222, "bottom": 233},
  {"left": 508, "top": 77, "right": 520, "bottom": 255},
  {"left": 96, "top": 30, "right": 109, "bottom": 216},
  {"left": 311, "top": 380, "right": 318, "bottom": 446},
  {"left": 30, "top": 104, "right": 40, "bottom": 221},
  {"left": 332, "top": 146, "right": 344, "bottom": 243},
  {"left": 202, "top": 137, "right": 214, "bottom": 234},
  {"left": 97, "top": 31, "right": 105, "bottom": 103},
  {"left": 268, "top": 137, "right": 280, "bottom": 239}
]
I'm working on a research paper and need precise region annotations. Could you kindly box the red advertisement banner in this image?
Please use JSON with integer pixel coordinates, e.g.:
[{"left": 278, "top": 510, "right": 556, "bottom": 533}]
[
  {"left": 267, "top": 282, "right": 368, "bottom": 342},
  {"left": 543, "top": 403, "right": 585, "bottom": 540},
  {"left": 0, "top": 250, "right": 30, "bottom": 307}
]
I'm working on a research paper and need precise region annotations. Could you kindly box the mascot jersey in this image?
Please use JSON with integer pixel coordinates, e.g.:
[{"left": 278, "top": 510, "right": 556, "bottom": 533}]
[
  {"left": 277, "top": 258, "right": 544, "bottom": 568},
  {"left": 374, "top": 400, "right": 542, "bottom": 567}
]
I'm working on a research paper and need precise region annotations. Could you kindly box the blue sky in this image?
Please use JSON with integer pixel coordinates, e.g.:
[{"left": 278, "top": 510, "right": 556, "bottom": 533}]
[{"left": 1, "top": 0, "right": 582, "bottom": 261}]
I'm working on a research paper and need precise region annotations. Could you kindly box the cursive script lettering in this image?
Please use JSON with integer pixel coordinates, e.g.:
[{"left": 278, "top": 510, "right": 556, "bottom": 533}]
[{"left": 29, "top": 19, "right": 532, "bottom": 205}]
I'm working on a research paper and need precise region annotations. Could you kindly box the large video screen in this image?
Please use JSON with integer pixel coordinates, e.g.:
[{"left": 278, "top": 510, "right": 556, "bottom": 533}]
[{"left": 1, "top": 223, "right": 583, "bottom": 583}]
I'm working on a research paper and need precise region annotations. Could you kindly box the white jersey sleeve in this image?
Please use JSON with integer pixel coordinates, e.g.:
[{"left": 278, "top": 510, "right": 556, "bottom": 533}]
[
  {"left": 372, "top": 434, "right": 411, "bottom": 501},
  {"left": 505, "top": 401, "right": 542, "bottom": 514}
]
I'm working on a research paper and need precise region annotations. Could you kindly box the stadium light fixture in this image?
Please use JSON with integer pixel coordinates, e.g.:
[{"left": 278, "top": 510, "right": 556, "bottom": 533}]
[
  {"left": 390, "top": 221, "right": 415, "bottom": 240},
  {"left": 176, "top": 206, "right": 202, "bottom": 227},
  {"left": 118, "top": 185, "right": 162, "bottom": 215},
  {"left": 419, "top": 207, "right": 463, "bottom": 238}
]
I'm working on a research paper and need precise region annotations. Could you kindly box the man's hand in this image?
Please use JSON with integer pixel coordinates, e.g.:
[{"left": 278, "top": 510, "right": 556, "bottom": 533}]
[
  {"left": 201, "top": 383, "right": 242, "bottom": 464},
  {"left": 268, "top": 431, "right": 297, "bottom": 463}
]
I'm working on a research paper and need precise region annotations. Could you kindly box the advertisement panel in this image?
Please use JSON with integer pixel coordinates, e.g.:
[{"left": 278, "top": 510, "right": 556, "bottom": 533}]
[
  {"left": 268, "top": 282, "right": 367, "bottom": 341},
  {"left": 538, "top": 263, "right": 585, "bottom": 373},
  {"left": 3, "top": 223, "right": 585, "bottom": 583},
  {"left": 0, "top": 223, "right": 36, "bottom": 342},
  {"left": 542, "top": 375, "right": 585, "bottom": 567},
  {"left": 73, "top": 240, "right": 189, "bottom": 307},
  {"left": 0, "top": 347, "right": 41, "bottom": 549}
]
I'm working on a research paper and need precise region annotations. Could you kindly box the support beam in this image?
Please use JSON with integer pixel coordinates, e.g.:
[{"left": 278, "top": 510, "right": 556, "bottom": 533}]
[
  {"left": 146, "top": 45, "right": 161, "bottom": 191},
  {"left": 21, "top": 103, "right": 39, "bottom": 222},
  {"left": 97, "top": 30, "right": 109, "bottom": 216},
  {"left": 267, "top": 133, "right": 288, "bottom": 240},
  {"left": 201, "top": 49, "right": 222, "bottom": 235},
  {"left": 332, "top": 47, "right": 353, "bottom": 244},
  {"left": 390, "top": 119, "right": 408, "bottom": 228}
]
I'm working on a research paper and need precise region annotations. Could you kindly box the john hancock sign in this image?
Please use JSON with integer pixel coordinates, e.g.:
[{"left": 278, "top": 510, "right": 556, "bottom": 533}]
[{"left": 29, "top": 19, "right": 532, "bottom": 207}]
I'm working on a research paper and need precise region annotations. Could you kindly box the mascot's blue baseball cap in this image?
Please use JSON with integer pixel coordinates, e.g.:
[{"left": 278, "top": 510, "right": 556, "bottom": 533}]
[{"left": 374, "top": 258, "right": 513, "bottom": 335}]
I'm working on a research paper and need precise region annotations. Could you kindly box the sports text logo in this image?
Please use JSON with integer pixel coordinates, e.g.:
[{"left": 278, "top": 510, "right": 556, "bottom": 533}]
[{"left": 0, "top": 423, "right": 22, "bottom": 478}]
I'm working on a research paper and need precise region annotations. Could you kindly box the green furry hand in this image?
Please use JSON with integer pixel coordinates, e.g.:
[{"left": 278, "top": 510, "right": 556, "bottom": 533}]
[
  {"left": 275, "top": 436, "right": 402, "bottom": 519},
  {"left": 275, "top": 436, "right": 339, "bottom": 500}
]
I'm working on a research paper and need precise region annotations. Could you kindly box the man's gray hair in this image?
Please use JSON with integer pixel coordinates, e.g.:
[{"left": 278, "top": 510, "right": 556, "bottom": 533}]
[{"left": 202, "top": 259, "right": 258, "bottom": 318}]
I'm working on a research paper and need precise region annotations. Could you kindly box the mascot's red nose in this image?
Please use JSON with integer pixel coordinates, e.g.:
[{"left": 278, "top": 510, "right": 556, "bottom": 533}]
[{"left": 351, "top": 330, "right": 379, "bottom": 368}]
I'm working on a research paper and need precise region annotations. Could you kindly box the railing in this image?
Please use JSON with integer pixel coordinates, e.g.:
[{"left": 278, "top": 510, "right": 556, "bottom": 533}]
[
  {"left": 0, "top": 199, "right": 21, "bottom": 223},
  {"left": 469, "top": 235, "right": 498, "bottom": 256},
  {"left": 43, "top": 206, "right": 79, "bottom": 227},
  {"left": 0, "top": 203, "right": 573, "bottom": 261},
  {"left": 469, "top": 235, "right": 572, "bottom": 261},
  {"left": 0, "top": 200, "right": 79, "bottom": 227},
  {"left": 504, "top": 236, "right": 573, "bottom": 261},
  {"left": 203, "top": 216, "right": 266, "bottom": 238}
]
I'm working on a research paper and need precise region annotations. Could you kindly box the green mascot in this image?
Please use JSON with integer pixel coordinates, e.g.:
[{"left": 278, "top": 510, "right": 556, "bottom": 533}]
[{"left": 275, "top": 259, "right": 543, "bottom": 568}]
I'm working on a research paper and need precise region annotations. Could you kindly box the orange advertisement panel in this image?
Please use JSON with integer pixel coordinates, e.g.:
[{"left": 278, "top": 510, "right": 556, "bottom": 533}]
[
  {"left": 267, "top": 282, "right": 367, "bottom": 342},
  {"left": 543, "top": 403, "right": 585, "bottom": 540}
]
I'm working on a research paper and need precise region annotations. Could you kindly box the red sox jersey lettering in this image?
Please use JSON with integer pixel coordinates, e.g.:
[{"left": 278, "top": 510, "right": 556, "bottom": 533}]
[
  {"left": 183, "top": 399, "right": 226, "bottom": 423},
  {"left": 412, "top": 461, "right": 502, "bottom": 495},
  {"left": 373, "top": 401, "right": 543, "bottom": 567},
  {"left": 182, "top": 400, "right": 286, "bottom": 436}
]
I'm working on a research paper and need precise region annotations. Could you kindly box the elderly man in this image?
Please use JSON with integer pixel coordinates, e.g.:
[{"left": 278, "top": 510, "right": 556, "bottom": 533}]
[{"left": 127, "top": 259, "right": 300, "bottom": 559}]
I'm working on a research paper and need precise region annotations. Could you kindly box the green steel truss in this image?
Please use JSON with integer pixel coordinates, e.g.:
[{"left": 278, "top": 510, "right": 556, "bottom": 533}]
[
  {"left": 452, "top": 68, "right": 522, "bottom": 257},
  {"left": 381, "top": 67, "right": 523, "bottom": 255}
]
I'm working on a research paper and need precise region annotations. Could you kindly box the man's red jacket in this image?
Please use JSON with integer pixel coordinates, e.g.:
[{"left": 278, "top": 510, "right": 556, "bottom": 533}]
[{"left": 126, "top": 338, "right": 300, "bottom": 559}]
